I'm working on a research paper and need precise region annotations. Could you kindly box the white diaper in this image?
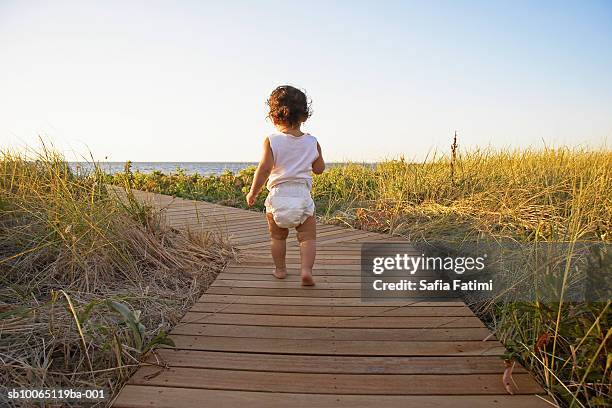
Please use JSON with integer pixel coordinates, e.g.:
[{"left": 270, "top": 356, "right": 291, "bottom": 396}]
[{"left": 265, "top": 181, "right": 315, "bottom": 228}]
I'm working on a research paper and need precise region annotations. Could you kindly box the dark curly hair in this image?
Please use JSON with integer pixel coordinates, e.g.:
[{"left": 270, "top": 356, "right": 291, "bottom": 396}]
[{"left": 267, "top": 85, "right": 312, "bottom": 127}]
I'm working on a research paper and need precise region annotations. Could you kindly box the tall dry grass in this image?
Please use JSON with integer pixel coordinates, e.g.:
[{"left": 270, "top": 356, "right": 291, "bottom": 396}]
[
  {"left": 0, "top": 146, "right": 234, "bottom": 407},
  {"left": 315, "top": 148, "right": 611, "bottom": 243}
]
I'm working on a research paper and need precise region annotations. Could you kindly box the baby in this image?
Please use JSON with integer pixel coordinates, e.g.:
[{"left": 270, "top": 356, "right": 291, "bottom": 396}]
[{"left": 246, "top": 85, "right": 325, "bottom": 286}]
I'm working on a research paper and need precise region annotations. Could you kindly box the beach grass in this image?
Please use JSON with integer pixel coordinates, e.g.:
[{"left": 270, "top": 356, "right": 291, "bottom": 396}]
[
  {"left": 108, "top": 146, "right": 612, "bottom": 406},
  {"left": 0, "top": 146, "right": 235, "bottom": 407}
]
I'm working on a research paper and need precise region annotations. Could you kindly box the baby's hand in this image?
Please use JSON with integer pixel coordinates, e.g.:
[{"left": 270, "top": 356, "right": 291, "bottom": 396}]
[{"left": 246, "top": 190, "right": 257, "bottom": 207}]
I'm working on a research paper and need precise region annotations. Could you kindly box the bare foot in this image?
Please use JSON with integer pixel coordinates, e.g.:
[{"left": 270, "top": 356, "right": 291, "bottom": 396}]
[
  {"left": 273, "top": 268, "right": 287, "bottom": 279},
  {"left": 301, "top": 272, "right": 315, "bottom": 286}
]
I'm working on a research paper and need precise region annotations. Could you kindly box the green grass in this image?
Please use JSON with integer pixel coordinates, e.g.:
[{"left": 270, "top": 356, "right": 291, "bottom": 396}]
[
  {"left": 108, "top": 146, "right": 612, "bottom": 407},
  {"left": 1, "top": 147, "right": 234, "bottom": 407}
]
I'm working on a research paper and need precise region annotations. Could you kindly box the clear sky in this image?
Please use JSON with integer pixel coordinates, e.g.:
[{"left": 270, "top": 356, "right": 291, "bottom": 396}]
[{"left": 1, "top": 0, "right": 611, "bottom": 162}]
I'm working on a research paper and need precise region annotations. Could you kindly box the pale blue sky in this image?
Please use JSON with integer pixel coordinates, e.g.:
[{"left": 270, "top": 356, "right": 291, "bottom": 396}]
[{"left": 1, "top": 0, "right": 610, "bottom": 162}]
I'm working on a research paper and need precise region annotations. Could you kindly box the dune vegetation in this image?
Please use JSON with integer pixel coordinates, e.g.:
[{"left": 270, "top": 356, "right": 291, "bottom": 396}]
[
  {"left": 108, "top": 145, "right": 612, "bottom": 407},
  {"left": 0, "top": 147, "right": 234, "bottom": 407}
]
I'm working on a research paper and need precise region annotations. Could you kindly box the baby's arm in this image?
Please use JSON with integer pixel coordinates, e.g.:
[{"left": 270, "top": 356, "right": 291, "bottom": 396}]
[
  {"left": 312, "top": 142, "right": 325, "bottom": 174},
  {"left": 246, "top": 137, "right": 274, "bottom": 206}
]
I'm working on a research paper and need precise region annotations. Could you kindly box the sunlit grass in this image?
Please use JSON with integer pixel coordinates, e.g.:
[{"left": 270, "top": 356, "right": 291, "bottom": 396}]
[{"left": 1, "top": 146, "right": 234, "bottom": 407}]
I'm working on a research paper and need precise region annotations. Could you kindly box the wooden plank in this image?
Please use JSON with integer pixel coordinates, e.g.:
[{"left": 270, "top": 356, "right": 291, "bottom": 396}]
[
  {"left": 216, "top": 273, "right": 365, "bottom": 282},
  {"left": 164, "top": 207, "right": 257, "bottom": 216},
  {"left": 172, "top": 218, "right": 265, "bottom": 227},
  {"left": 168, "top": 335, "right": 500, "bottom": 355},
  {"left": 211, "top": 279, "right": 365, "bottom": 289},
  {"left": 170, "top": 323, "right": 494, "bottom": 341},
  {"left": 163, "top": 209, "right": 249, "bottom": 218},
  {"left": 144, "top": 349, "right": 519, "bottom": 374},
  {"left": 216, "top": 271, "right": 440, "bottom": 281},
  {"left": 167, "top": 215, "right": 264, "bottom": 227},
  {"left": 189, "top": 303, "right": 474, "bottom": 317},
  {"left": 211, "top": 278, "right": 446, "bottom": 289},
  {"left": 194, "top": 219, "right": 268, "bottom": 229},
  {"left": 230, "top": 235, "right": 274, "bottom": 244},
  {"left": 232, "top": 234, "right": 275, "bottom": 244},
  {"left": 114, "top": 386, "right": 553, "bottom": 408},
  {"left": 204, "top": 287, "right": 457, "bottom": 298},
  {"left": 234, "top": 258, "right": 362, "bottom": 265},
  {"left": 126, "top": 367, "right": 544, "bottom": 395},
  {"left": 197, "top": 294, "right": 465, "bottom": 306},
  {"left": 317, "top": 232, "right": 378, "bottom": 244},
  {"left": 225, "top": 264, "right": 366, "bottom": 271},
  {"left": 179, "top": 312, "right": 483, "bottom": 328},
  {"left": 239, "top": 252, "right": 368, "bottom": 260}
]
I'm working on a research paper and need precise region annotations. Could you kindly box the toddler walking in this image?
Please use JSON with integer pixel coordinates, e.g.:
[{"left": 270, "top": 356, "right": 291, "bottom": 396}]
[{"left": 246, "top": 85, "right": 325, "bottom": 286}]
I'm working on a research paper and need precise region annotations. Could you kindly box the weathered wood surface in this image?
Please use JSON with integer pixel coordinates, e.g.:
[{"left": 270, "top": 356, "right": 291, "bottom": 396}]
[{"left": 112, "top": 188, "right": 552, "bottom": 407}]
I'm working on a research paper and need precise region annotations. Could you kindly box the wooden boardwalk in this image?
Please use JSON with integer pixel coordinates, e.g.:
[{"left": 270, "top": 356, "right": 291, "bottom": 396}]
[{"left": 112, "top": 189, "right": 552, "bottom": 408}]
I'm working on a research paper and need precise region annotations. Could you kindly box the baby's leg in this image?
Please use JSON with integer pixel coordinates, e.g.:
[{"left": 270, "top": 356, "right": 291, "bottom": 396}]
[
  {"left": 270, "top": 239, "right": 287, "bottom": 278},
  {"left": 299, "top": 240, "right": 315, "bottom": 286},
  {"left": 296, "top": 216, "right": 317, "bottom": 286},
  {"left": 266, "top": 213, "right": 288, "bottom": 278}
]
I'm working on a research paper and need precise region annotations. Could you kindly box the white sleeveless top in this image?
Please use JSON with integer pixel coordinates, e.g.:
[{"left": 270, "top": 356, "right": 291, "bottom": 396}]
[{"left": 266, "top": 132, "right": 319, "bottom": 190}]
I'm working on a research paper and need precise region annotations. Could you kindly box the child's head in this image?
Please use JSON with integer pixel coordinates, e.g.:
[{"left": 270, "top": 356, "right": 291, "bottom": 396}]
[{"left": 267, "top": 85, "right": 311, "bottom": 129}]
